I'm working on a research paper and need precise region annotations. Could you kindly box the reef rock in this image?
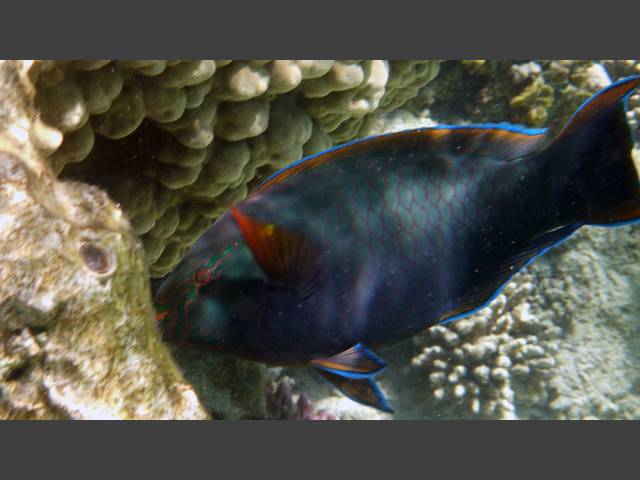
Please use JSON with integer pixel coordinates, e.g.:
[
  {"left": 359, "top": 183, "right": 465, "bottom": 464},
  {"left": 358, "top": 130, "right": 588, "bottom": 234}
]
[{"left": 0, "top": 60, "right": 208, "bottom": 419}]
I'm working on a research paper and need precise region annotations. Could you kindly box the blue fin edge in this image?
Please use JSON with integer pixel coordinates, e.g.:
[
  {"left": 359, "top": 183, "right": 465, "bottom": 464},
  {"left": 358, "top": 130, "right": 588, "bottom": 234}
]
[
  {"left": 561, "top": 74, "right": 640, "bottom": 133},
  {"left": 258, "top": 122, "right": 548, "bottom": 189},
  {"left": 313, "top": 342, "right": 387, "bottom": 378},
  {"left": 352, "top": 342, "right": 387, "bottom": 370},
  {"left": 317, "top": 369, "right": 394, "bottom": 414},
  {"left": 590, "top": 217, "right": 640, "bottom": 228},
  {"left": 440, "top": 223, "right": 583, "bottom": 325}
]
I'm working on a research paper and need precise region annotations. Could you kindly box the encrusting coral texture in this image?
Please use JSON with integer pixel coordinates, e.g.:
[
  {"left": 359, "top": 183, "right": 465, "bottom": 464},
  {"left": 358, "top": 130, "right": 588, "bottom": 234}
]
[{"left": 406, "top": 60, "right": 609, "bottom": 135}]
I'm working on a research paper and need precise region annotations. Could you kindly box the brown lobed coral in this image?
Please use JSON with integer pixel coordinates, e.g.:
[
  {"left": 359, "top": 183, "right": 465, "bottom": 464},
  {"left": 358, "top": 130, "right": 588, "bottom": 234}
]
[{"left": 28, "top": 60, "right": 440, "bottom": 276}]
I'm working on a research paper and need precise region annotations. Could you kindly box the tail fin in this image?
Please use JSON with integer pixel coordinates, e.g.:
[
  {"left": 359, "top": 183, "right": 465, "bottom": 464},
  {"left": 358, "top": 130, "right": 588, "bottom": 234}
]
[{"left": 550, "top": 75, "right": 640, "bottom": 226}]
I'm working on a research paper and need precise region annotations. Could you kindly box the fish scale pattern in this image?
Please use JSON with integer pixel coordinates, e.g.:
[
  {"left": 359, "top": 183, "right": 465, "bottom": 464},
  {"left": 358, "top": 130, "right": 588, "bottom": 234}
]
[
  {"left": 255, "top": 138, "right": 538, "bottom": 340},
  {"left": 338, "top": 154, "right": 501, "bottom": 266},
  {"left": 270, "top": 144, "right": 505, "bottom": 273}
]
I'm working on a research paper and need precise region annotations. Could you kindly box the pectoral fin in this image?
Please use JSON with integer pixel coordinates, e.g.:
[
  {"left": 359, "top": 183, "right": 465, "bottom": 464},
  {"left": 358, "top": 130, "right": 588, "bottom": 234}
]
[
  {"left": 310, "top": 343, "right": 386, "bottom": 377},
  {"left": 230, "top": 207, "right": 324, "bottom": 299},
  {"left": 311, "top": 344, "right": 393, "bottom": 413}
]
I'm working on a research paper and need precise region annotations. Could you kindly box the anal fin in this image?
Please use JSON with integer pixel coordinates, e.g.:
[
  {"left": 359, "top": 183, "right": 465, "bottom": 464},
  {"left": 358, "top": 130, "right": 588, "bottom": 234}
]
[{"left": 311, "top": 344, "right": 393, "bottom": 413}]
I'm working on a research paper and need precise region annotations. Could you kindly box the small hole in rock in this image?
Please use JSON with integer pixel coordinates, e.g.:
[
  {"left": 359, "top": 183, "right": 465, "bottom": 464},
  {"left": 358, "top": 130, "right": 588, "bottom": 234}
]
[
  {"left": 79, "top": 242, "right": 114, "bottom": 274},
  {"left": 6, "top": 363, "right": 30, "bottom": 382}
]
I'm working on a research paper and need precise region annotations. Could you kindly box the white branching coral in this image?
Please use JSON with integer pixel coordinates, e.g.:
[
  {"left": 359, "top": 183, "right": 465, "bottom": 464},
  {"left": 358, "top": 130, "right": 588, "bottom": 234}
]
[{"left": 410, "top": 272, "right": 560, "bottom": 419}]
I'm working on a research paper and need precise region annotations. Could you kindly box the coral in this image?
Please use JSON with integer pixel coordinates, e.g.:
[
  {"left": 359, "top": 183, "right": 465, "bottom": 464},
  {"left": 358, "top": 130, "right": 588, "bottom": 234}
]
[
  {"left": 408, "top": 273, "right": 560, "bottom": 419},
  {"left": 533, "top": 223, "right": 640, "bottom": 420},
  {"left": 28, "top": 60, "right": 440, "bottom": 276},
  {"left": 508, "top": 63, "right": 554, "bottom": 126},
  {"left": 414, "top": 60, "right": 609, "bottom": 134},
  {"left": 0, "top": 60, "right": 208, "bottom": 419},
  {"left": 266, "top": 378, "right": 338, "bottom": 420}
]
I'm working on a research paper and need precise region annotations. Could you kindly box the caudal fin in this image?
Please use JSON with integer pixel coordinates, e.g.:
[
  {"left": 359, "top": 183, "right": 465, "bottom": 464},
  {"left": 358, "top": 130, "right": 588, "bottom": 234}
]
[{"left": 549, "top": 75, "right": 640, "bottom": 226}]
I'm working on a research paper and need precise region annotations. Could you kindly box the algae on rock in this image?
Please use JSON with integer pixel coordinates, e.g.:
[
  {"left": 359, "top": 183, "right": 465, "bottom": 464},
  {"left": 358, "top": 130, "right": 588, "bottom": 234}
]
[{"left": 0, "top": 60, "right": 208, "bottom": 419}]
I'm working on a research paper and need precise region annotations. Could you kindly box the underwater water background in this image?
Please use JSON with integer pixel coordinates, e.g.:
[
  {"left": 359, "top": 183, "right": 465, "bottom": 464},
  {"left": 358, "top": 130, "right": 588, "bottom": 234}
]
[{"left": 2, "top": 60, "right": 640, "bottom": 420}]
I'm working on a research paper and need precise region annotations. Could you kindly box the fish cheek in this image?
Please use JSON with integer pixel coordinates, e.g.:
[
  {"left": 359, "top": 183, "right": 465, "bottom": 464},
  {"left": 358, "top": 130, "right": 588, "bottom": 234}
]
[{"left": 186, "top": 297, "right": 231, "bottom": 345}]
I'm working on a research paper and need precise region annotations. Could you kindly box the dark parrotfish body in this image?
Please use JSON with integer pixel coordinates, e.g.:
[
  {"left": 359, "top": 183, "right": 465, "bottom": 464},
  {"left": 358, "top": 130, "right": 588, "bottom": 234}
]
[{"left": 154, "top": 76, "right": 640, "bottom": 413}]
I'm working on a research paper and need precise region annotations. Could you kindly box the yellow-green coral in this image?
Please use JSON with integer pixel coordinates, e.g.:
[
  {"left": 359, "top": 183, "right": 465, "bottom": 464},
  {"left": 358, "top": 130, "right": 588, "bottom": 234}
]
[
  {"left": 509, "top": 76, "right": 554, "bottom": 126},
  {"left": 416, "top": 60, "right": 608, "bottom": 135}
]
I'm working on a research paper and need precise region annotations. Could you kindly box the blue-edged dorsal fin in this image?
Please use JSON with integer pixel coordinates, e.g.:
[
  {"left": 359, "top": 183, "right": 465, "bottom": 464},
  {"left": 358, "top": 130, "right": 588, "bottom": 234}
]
[
  {"left": 257, "top": 124, "right": 548, "bottom": 192},
  {"left": 555, "top": 75, "right": 640, "bottom": 141},
  {"left": 439, "top": 222, "right": 581, "bottom": 326},
  {"left": 315, "top": 368, "right": 394, "bottom": 414},
  {"left": 310, "top": 343, "right": 386, "bottom": 377},
  {"left": 230, "top": 207, "right": 324, "bottom": 298}
]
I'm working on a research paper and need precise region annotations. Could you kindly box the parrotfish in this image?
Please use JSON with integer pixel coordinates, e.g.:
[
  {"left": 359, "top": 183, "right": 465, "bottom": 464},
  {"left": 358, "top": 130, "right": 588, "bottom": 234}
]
[{"left": 154, "top": 75, "right": 640, "bottom": 414}]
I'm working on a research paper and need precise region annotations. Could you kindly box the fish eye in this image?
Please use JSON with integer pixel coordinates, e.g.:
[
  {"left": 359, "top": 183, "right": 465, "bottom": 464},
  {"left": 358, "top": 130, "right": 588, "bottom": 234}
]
[
  {"left": 79, "top": 241, "right": 116, "bottom": 275},
  {"left": 194, "top": 267, "right": 212, "bottom": 285}
]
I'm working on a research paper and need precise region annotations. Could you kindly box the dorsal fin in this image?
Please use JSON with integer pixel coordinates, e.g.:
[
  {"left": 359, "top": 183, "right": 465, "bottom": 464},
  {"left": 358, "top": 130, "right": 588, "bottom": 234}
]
[
  {"left": 556, "top": 75, "right": 640, "bottom": 141},
  {"left": 230, "top": 207, "right": 323, "bottom": 297},
  {"left": 256, "top": 124, "right": 548, "bottom": 192}
]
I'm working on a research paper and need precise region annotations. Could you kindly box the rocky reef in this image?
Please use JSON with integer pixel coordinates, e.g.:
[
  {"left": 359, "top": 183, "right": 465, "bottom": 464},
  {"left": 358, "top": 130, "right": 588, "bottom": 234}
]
[
  {"left": 2, "top": 59, "right": 640, "bottom": 420},
  {"left": 0, "top": 61, "right": 208, "bottom": 419}
]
